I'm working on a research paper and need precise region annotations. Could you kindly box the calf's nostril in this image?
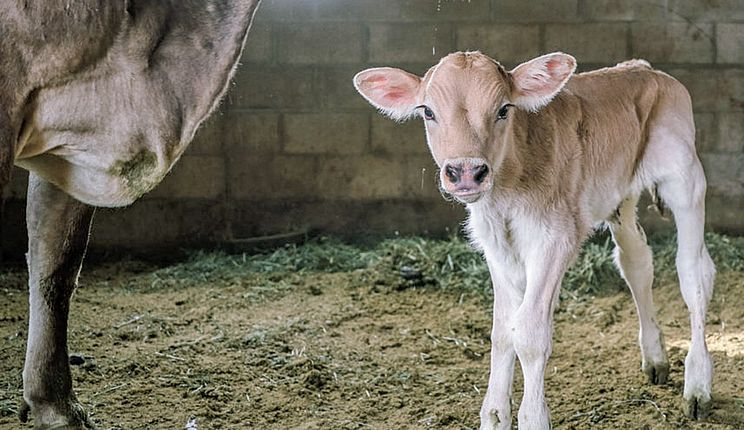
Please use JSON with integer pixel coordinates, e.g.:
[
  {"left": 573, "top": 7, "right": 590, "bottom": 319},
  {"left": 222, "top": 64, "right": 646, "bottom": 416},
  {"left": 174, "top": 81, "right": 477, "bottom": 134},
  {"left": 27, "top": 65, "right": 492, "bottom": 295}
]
[
  {"left": 473, "top": 164, "right": 489, "bottom": 184},
  {"left": 445, "top": 165, "right": 461, "bottom": 184}
]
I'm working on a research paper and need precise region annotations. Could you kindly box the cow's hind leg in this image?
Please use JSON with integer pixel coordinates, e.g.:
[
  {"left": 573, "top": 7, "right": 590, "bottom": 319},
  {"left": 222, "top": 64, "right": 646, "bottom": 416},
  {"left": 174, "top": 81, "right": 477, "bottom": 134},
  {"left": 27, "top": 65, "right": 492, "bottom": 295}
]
[
  {"left": 608, "top": 195, "right": 669, "bottom": 384},
  {"left": 657, "top": 161, "right": 715, "bottom": 420},
  {"left": 21, "top": 173, "right": 95, "bottom": 429}
]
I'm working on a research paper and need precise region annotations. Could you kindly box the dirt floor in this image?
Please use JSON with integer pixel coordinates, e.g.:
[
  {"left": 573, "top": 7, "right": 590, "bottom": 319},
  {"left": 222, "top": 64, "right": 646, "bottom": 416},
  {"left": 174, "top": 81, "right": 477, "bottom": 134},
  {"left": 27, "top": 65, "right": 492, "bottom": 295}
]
[{"left": 1, "top": 251, "right": 743, "bottom": 429}]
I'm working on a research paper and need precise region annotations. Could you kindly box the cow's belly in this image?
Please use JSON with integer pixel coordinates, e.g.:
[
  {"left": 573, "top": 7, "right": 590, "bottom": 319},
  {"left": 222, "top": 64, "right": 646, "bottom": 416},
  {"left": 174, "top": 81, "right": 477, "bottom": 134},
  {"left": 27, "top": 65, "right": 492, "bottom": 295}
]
[
  {"left": 14, "top": 71, "right": 187, "bottom": 207},
  {"left": 15, "top": 122, "right": 178, "bottom": 207}
]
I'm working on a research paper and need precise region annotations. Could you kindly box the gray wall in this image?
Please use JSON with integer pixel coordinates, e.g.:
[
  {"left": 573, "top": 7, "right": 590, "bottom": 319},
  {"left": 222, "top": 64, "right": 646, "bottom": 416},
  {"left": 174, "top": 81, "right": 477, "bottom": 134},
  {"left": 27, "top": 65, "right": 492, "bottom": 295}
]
[{"left": 3, "top": 0, "right": 744, "bottom": 254}]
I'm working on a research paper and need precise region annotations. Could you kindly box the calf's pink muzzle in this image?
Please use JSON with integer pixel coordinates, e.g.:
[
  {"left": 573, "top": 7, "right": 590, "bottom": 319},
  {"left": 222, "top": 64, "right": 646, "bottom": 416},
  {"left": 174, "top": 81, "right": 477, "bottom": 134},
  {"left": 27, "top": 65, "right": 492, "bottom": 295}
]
[{"left": 440, "top": 158, "right": 491, "bottom": 204}]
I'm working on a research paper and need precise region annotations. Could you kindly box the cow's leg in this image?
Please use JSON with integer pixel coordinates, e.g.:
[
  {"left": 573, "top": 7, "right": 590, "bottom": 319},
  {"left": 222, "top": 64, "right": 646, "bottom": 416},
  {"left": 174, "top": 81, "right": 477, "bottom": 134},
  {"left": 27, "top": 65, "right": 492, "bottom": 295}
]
[
  {"left": 21, "top": 173, "right": 95, "bottom": 430},
  {"left": 480, "top": 264, "right": 522, "bottom": 430},
  {"left": 608, "top": 195, "right": 669, "bottom": 384},
  {"left": 512, "top": 239, "right": 573, "bottom": 430},
  {"left": 0, "top": 109, "right": 13, "bottom": 189},
  {"left": 658, "top": 161, "right": 715, "bottom": 420}
]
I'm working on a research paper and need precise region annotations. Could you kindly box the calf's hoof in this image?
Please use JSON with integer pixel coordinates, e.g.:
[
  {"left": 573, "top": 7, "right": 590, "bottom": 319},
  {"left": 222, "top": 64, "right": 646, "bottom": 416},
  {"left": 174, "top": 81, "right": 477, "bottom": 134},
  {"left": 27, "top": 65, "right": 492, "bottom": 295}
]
[
  {"left": 642, "top": 361, "right": 669, "bottom": 385},
  {"left": 683, "top": 395, "right": 712, "bottom": 421},
  {"left": 19, "top": 398, "right": 95, "bottom": 430}
]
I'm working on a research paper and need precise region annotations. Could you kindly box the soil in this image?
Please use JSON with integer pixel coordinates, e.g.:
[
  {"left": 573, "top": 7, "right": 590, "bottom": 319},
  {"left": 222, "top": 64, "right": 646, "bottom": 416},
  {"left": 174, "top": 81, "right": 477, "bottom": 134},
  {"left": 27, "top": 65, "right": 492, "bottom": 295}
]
[{"left": 1, "top": 258, "right": 743, "bottom": 429}]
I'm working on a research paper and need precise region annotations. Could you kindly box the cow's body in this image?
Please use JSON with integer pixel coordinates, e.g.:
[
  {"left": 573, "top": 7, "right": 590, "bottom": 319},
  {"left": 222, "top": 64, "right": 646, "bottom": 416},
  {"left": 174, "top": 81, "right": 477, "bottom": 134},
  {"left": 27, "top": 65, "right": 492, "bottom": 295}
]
[
  {"left": 354, "top": 52, "right": 715, "bottom": 429},
  {"left": 0, "top": 1, "right": 261, "bottom": 428}
]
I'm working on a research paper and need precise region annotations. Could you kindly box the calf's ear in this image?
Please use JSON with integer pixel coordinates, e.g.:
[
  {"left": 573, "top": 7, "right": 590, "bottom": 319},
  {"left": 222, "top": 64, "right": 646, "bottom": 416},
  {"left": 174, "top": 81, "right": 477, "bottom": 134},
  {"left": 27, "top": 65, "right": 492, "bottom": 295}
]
[
  {"left": 509, "top": 52, "right": 576, "bottom": 112},
  {"left": 353, "top": 67, "right": 422, "bottom": 121}
]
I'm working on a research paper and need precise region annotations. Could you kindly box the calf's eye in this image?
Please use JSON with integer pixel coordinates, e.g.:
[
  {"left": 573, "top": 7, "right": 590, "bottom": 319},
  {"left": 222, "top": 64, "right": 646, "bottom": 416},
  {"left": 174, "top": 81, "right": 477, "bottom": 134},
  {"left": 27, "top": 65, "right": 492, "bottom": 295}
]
[
  {"left": 497, "top": 104, "right": 513, "bottom": 121},
  {"left": 423, "top": 106, "right": 435, "bottom": 121}
]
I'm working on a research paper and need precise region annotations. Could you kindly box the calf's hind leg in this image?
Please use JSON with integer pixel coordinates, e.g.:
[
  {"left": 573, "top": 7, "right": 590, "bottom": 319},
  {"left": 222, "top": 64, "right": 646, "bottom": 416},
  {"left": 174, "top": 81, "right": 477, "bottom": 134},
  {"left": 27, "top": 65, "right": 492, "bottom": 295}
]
[
  {"left": 608, "top": 195, "right": 669, "bottom": 384},
  {"left": 21, "top": 173, "right": 95, "bottom": 429},
  {"left": 658, "top": 161, "right": 715, "bottom": 420}
]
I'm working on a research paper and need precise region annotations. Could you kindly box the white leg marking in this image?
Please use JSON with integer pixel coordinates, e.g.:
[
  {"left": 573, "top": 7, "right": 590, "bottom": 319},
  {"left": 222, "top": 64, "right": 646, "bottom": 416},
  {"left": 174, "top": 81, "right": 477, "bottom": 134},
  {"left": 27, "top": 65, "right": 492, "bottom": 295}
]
[{"left": 658, "top": 162, "right": 715, "bottom": 419}]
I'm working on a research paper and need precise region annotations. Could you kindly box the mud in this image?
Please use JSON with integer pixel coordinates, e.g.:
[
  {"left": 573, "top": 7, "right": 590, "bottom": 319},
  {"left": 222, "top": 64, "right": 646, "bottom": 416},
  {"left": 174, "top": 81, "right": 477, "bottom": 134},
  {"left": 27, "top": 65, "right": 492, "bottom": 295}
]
[{"left": 1, "top": 259, "right": 743, "bottom": 429}]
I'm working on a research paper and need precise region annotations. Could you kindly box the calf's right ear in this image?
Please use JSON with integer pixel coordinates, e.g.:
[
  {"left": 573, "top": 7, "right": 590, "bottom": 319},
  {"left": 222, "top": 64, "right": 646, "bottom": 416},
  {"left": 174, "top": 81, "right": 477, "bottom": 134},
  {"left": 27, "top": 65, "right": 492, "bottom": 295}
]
[{"left": 353, "top": 68, "right": 422, "bottom": 121}]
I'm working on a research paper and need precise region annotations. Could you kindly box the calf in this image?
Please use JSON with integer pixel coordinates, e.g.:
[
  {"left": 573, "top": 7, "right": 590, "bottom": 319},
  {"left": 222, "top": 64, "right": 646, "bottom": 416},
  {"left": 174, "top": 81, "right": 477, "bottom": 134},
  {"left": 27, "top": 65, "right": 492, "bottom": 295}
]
[
  {"left": 1, "top": 1, "right": 261, "bottom": 428},
  {"left": 354, "top": 52, "right": 715, "bottom": 429}
]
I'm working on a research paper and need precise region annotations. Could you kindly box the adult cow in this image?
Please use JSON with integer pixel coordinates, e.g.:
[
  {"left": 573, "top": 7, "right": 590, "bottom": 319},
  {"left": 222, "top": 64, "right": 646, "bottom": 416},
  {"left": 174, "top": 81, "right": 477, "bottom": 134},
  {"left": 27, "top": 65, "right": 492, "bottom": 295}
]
[{"left": 0, "top": 1, "right": 261, "bottom": 428}]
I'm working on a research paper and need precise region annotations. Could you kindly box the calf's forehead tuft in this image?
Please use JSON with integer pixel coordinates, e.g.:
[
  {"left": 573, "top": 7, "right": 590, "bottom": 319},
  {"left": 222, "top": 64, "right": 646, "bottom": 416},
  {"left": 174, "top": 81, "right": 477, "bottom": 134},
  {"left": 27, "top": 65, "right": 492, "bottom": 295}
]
[{"left": 423, "top": 51, "right": 510, "bottom": 103}]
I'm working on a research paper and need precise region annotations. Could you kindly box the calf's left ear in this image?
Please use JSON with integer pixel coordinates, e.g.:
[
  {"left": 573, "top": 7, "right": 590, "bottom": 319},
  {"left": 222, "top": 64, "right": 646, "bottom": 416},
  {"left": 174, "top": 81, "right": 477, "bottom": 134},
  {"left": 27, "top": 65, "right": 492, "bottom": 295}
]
[
  {"left": 509, "top": 52, "right": 576, "bottom": 112},
  {"left": 353, "top": 67, "right": 422, "bottom": 121}
]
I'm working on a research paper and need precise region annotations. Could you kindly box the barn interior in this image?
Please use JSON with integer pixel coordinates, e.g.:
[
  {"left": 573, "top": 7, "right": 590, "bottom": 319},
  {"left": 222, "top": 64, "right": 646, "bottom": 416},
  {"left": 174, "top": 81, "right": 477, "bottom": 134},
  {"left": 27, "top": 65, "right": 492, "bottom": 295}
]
[{"left": 2, "top": 1, "right": 744, "bottom": 429}]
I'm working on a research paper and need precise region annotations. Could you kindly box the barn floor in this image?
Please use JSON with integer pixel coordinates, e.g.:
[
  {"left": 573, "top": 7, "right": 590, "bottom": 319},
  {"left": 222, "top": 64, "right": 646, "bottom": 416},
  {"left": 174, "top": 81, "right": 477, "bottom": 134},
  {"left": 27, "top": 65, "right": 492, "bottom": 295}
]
[{"left": 1, "top": 237, "right": 743, "bottom": 429}]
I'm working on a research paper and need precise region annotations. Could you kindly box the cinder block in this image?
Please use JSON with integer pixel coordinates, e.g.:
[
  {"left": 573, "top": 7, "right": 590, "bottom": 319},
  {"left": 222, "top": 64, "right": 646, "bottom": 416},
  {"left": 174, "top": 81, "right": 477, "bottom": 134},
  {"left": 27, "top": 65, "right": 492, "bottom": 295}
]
[
  {"left": 631, "top": 23, "right": 714, "bottom": 64},
  {"left": 222, "top": 112, "right": 280, "bottom": 153},
  {"left": 148, "top": 155, "right": 225, "bottom": 200},
  {"left": 668, "top": 0, "right": 744, "bottom": 22},
  {"left": 583, "top": 0, "right": 667, "bottom": 21},
  {"left": 704, "top": 194, "right": 744, "bottom": 234},
  {"left": 227, "top": 66, "right": 315, "bottom": 109},
  {"left": 718, "top": 69, "right": 744, "bottom": 112},
  {"left": 456, "top": 24, "right": 540, "bottom": 65},
  {"left": 316, "top": 155, "right": 406, "bottom": 199},
  {"left": 718, "top": 112, "right": 744, "bottom": 152},
  {"left": 284, "top": 113, "right": 369, "bottom": 155},
  {"left": 276, "top": 22, "right": 363, "bottom": 64},
  {"left": 188, "top": 111, "right": 225, "bottom": 155},
  {"left": 369, "top": 23, "right": 453, "bottom": 64},
  {"left": 400, "top": 0, "right": 491, "bottom": 21},
  {"left": 314, "top": 0, "right": 490, "bottom": 22},
  {"left": 402, "top": 155, "right": 442, "bottom": 200},
  {"left": 228, "top": 153, "right": 319, "bottom": 200},
  {"left": 255, "top": 0, "right": 316, "bottom": 22},
  {"left": 700, "top": 153, "right": 744, "bottom": 197},
  {"left": 693, "top": 112, "right": 718, "bottom": 153},
  {"left": 667, "top": 68, "right": 722, "bottom": 111},
  {"left": 242, "top": 22, "right": 272, "bottom": 63},
  {"left": 491, "top": 0, "right": 579, "bottom": 22},
  {"left": 89, "top": 200, "right": 225, "bottom": 248},
  {"left": 370, "top": 116, "right": 428, "bottom": 155},
  {"left": 317, "top": 66, "right": 373, "bottom": 110},
  {"left": 717, "top": 23, "right": 744, "bottom": 64},
  {"left": 313, "top": 0, "right": 402, "bottom": 21},
  {"left": 545, "top": 23, "right": 628, "bottom": 64}
]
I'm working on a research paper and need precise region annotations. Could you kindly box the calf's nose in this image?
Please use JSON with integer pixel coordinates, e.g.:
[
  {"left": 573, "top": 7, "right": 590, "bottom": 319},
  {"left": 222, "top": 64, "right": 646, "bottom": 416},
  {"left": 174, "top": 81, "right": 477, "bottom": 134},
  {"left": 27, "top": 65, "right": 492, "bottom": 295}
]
[
  {"left": 442, "top": 161, "right": 491, "bottom": 188},
  {"left": 473, "top": 164, "right": 489, "bottom": 185},
  {"left": 445, "top": 164, "right": 463, "bottom": 184}
]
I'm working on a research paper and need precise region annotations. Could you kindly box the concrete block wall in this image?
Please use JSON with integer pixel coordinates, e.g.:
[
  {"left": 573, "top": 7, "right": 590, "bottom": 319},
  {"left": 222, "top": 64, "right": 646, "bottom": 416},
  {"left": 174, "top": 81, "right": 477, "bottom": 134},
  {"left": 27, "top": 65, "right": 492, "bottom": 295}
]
[{"left": 3, "top": 0, "right": 744, "bottom": 253}]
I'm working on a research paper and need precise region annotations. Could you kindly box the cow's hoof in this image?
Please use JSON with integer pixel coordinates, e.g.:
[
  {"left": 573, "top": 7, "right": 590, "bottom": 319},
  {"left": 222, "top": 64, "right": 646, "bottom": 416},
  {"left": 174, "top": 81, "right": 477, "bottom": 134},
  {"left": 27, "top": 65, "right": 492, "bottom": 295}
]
[
  {"left": 19, "top": 400, "right": 30, "bottom": 423},
  {"left": 683, "top": 395, "right": 712, "bottom": 421},
  {"left": 643, "top": 361, "right": 669, "bottom": 385},
  {"left": 18, "top": 398, "right": 95, "bottom": 430}
]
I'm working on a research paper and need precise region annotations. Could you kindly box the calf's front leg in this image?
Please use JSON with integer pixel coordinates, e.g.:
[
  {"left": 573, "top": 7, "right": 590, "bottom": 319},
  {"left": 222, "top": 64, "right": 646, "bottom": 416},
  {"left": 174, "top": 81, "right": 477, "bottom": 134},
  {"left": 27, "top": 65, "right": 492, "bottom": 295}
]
[
  {"left": 480, "top": 269, "right": 522, "bottom": 430},
  {"left": 511, "top": 243, "right": 573, "bottom": 430},
  {"left": 21, "top": 173, "right": 95, "bottom": 430}
]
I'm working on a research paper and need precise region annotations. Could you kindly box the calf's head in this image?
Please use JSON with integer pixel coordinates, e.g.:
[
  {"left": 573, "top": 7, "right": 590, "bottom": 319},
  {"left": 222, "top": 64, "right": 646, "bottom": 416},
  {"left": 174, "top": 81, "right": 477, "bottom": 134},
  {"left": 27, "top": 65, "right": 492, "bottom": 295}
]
[{"left": 353, "top": 51, "right": 576, "bottom": 204}]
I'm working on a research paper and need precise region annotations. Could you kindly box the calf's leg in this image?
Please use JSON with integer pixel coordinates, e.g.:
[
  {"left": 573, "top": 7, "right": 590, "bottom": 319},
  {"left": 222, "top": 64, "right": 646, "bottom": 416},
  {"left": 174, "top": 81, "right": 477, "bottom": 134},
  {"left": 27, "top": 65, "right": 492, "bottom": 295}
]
[
  {"left": 480, "top": 266, "right": 522, "bottom": 430},
  {"left": 608, "top": 196, "right": 669, "bottom": 384},
  {"left": 512, "top": 240, "right": 573, "bottom": 430},
  {"left": 658, "top": 162, "right": 715, "bottom": 420},
  {"left": 21, "top": 173, "right": 95, "bottom": 429}
]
